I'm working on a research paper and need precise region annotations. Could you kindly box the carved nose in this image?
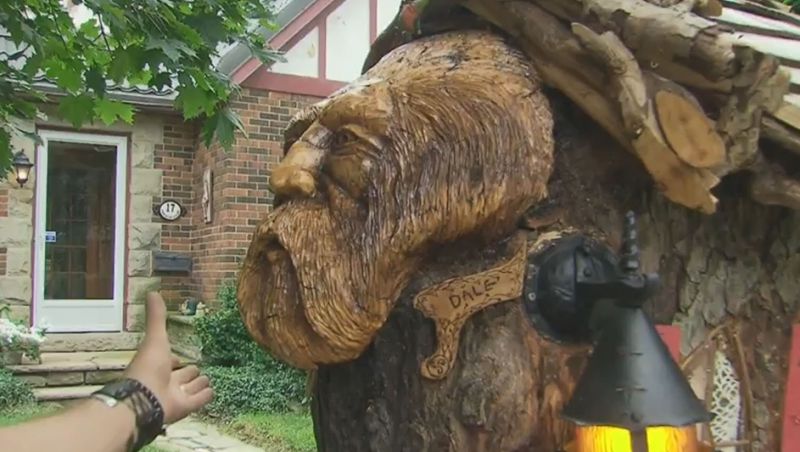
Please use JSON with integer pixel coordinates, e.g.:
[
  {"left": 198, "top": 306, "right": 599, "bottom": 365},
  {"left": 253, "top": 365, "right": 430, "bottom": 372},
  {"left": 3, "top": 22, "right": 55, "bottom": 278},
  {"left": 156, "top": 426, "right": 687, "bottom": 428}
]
[
  {"left": 270, "top": 165, "right": 317, "bottom": 198},
  {"left": 269, "top": 140, "right": 325, "bottom": 199}
]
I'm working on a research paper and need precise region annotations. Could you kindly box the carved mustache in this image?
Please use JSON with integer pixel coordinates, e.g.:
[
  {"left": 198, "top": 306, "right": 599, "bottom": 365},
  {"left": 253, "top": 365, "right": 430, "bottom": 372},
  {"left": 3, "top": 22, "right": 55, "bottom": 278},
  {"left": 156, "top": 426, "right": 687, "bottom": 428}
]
[{"left": 238, "top": 201, "right": 393, "bottom": 369}]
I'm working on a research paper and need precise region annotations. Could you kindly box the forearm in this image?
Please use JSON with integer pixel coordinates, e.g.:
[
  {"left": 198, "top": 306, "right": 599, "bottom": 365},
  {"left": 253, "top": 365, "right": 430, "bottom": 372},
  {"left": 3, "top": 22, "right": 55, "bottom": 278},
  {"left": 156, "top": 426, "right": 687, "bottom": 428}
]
[{"left": 0, "top": 399, "right": 135, "bottom": 452}]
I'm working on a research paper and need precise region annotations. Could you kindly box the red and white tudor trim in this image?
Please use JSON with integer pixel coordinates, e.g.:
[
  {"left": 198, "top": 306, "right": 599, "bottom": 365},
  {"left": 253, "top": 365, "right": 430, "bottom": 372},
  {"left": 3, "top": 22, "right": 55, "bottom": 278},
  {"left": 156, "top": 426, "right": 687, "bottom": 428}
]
[{"left": 233, "top": 0, "right": 401, "bottom": 98}]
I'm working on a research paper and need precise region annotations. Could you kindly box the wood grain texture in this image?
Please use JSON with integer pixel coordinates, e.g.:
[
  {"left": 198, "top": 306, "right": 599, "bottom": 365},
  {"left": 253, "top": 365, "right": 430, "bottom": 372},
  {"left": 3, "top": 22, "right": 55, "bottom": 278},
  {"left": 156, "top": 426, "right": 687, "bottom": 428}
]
[
  {"left": 413, "top": 234, "right": 527, "bottom": 380},
  {"left": 239, "top": 30, "right": 554, "bottom": 370}
]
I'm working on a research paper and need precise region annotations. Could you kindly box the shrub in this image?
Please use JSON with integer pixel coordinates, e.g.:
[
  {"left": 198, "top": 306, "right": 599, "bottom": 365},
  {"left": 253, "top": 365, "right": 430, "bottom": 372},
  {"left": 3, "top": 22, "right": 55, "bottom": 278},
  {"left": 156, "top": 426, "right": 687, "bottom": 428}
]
[
  {"left": 194, "top": 281, "right": 266, "bottom": 367},
  {"left": 0, "top": 368, "right": 35, "bottom": 411},
  {"left": 202, "top": 364, "right": 308, "bottom": 418},
  {"left": 195, "top": 280, "right": 309, "bottom": 418}
]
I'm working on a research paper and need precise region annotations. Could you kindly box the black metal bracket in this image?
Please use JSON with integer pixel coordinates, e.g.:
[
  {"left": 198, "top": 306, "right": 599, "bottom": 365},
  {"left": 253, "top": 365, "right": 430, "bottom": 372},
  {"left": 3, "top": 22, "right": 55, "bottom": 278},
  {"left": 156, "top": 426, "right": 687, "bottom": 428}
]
[{"left": 523, "top": 211, "right": 660, "bottom": 343}]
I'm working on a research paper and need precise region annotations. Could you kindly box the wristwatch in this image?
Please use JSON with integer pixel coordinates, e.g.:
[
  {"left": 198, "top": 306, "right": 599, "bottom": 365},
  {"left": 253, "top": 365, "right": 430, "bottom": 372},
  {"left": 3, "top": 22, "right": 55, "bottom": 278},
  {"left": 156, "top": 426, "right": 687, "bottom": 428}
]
[{"left": 91, "top": 378, "right": 166, "bottom": 452}]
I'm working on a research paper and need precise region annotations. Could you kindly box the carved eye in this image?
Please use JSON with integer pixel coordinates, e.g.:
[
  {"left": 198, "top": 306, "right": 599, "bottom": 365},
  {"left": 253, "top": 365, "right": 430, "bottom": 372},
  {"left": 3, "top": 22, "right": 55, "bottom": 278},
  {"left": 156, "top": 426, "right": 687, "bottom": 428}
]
[{"left": 330, "top": 129, "right": 358, "bottom": 150}]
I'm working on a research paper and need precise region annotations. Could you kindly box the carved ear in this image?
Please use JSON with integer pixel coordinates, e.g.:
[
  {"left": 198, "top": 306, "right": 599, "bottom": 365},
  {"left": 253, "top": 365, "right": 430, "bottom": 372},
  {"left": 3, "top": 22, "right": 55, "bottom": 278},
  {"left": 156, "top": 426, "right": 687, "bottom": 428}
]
[{"left": 283, "top": 102, "right": 328, "bottom": 154}]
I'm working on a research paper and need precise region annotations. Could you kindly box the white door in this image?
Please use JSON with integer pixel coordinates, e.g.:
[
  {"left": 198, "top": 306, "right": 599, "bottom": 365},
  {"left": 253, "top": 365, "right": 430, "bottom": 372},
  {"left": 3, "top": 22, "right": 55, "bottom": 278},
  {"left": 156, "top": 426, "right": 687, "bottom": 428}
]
[{"left": 33, "top": 130, "right": 128, "bottom": 332}]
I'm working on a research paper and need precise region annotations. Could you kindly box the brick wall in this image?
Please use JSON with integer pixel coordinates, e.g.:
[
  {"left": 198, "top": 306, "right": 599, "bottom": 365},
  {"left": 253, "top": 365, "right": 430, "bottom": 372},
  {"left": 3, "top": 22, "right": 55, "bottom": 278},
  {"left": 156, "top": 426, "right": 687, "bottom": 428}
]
[
  {"left": 0, "top": 247, "right": 6, "bottom": 276},
  {"left": 191, "top": 88, "right": 321, "bottom": 303},
  {"left": 154, "top": 118, "right": 197, "bottom": 308},
  {"left": 0, "top": 186, "right": 7, "bottom": 216}
]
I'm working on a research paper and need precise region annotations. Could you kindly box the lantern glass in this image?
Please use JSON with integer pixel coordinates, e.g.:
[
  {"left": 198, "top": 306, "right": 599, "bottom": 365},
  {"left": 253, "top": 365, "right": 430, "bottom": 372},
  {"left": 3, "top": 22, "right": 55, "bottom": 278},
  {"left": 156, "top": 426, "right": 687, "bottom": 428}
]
[
  {"left": 12, "top": 150, "right": 34, "bottom": 188},
  {"left": 15, "top": 164, "right": 31, "bottom": 185},
  {"left": 574, "top": 425, "right": 699, "bottom": 452}
]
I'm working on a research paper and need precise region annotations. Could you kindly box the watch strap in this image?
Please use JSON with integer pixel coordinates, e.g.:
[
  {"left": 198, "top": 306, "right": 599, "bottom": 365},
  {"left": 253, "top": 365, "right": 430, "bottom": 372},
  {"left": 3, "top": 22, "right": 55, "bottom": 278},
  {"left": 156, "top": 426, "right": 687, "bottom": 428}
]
[{"left": 92, "top": 378, "right": 166, "bottom": 452}]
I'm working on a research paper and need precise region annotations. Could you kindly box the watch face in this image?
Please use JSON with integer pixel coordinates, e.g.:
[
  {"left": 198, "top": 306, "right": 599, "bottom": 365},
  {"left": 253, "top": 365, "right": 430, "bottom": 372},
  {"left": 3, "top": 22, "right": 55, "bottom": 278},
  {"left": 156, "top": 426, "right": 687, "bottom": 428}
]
[{"left": 158, "top": 200, "right": 183, "bottom": 221}]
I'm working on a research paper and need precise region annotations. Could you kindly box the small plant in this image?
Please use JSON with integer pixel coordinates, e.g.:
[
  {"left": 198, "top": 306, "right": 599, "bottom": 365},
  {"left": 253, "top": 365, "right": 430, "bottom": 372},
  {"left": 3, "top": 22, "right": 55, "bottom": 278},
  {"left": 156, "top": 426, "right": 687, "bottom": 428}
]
[
  {"left": 0, "top": 306, "right": 46, "bottom": 362},
  {"left": 0, "top": 367, "right": 35, "bottom": 410}
]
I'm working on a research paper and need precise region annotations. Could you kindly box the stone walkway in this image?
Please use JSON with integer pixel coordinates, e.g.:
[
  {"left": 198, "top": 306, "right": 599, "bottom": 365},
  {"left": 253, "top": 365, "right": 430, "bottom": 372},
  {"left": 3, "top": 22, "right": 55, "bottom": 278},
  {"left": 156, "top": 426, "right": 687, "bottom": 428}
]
[{"left": 154, "top": 417, "right": 265, "bottom": 452}]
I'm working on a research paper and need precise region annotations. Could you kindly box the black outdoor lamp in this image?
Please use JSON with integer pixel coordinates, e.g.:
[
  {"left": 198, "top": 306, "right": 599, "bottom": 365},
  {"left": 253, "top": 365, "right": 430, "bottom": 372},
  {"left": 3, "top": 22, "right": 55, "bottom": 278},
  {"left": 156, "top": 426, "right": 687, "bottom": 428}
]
[
  {"left": 526, "top": 212, "right": 712, "bottom": 452},
  {"left": 11, "top": 149, "right": 34, "bottom": 188}
]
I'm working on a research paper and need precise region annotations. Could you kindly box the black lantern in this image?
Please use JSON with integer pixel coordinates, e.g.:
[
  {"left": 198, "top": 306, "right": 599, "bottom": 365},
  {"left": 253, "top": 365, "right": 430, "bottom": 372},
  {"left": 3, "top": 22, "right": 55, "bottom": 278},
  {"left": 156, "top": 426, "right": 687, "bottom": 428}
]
[
  {"left": 526, "top": 212, "right": 711, "bottom": 452},
  {"left": 11, "top": 149, "right": 34, "bottom": 188}
]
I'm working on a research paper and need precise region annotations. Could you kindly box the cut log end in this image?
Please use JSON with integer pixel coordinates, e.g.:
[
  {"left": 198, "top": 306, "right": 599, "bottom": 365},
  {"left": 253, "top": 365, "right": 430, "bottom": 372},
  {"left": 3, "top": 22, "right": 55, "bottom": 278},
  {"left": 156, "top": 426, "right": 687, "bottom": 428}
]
[{"left": 655, "top": 90, "right": 727, "bottom": 168}]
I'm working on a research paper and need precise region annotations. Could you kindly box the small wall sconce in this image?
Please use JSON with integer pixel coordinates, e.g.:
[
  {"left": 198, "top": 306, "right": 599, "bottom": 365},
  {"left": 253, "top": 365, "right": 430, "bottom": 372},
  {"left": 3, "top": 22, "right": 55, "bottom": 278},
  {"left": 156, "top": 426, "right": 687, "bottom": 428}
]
[{"left": 12, "top": 149, "right": 34, "bottom": 188}]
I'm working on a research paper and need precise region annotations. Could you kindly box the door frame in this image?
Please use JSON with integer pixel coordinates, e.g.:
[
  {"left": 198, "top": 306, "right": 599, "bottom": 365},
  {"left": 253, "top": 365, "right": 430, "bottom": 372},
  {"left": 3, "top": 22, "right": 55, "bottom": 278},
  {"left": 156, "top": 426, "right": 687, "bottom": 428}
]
[{"left": 32, "top": 129, "right": 128, "bottom": 332}]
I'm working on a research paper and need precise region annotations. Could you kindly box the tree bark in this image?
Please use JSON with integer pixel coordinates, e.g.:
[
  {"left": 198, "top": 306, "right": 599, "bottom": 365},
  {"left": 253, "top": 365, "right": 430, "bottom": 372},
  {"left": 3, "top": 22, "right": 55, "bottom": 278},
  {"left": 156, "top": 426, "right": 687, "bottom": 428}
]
[{"left": 311, "top": 91, "right": 799, "bottom": 452}]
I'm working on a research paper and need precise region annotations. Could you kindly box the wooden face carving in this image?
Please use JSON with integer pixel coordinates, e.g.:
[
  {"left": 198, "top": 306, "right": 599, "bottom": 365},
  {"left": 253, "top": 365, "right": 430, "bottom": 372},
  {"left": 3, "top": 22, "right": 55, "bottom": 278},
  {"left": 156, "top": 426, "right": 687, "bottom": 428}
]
[{"left": 238, "top": 30, "right": 555, "bottom": 369}]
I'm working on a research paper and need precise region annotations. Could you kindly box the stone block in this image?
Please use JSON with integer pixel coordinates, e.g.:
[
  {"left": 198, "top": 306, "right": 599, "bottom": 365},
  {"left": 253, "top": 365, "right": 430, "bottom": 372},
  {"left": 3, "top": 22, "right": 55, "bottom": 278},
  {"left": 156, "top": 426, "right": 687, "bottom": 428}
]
[
  {"left": 0, "top": 276, "right": 31, "bottom": 305},
  {"left": 131, "top": 118, "right": 164, "bottom": 143},
  {"left": 18, "top": 375, "right": 47, "bottom": 388},
  {"left": 46, "top": 371, "right": 84, "bottom": 386},
  {"left": 41, "top": 333, "right": 142, "bottom": 352},
  {"left": 2, "top": 305, "right": 30, "bottom": 324},
  {"left": 130, "top": 169, "right": 163, "bottom": 197},
  {"left": 129, "top": 195, "right": 155, "bottom": 223},
  {"left": 85, "top": 370, "right": 124, "bottom": 384},
  {"left": 0, "top": 218, "right": 32, "bottom": 248},
  {"left": 129, "top": 223, "right": 161, "bottom": 251},
  {"left": 8, "top": 187, "right": 34, "bottom": 218},
  {"left": 127, "top": 277, "right": 161, "bottom": 304},
  {"left": 126, "top": 304, "right": 146, "bottom": 332},
  {"left": 128, "top": 250, "right": 151, "bottom": 277},
  {"left": 131, "top": 141, "right": 155, "bottom": 169},
  {"left": 5, "top": 247, "right": 31, "bottom": 277}
]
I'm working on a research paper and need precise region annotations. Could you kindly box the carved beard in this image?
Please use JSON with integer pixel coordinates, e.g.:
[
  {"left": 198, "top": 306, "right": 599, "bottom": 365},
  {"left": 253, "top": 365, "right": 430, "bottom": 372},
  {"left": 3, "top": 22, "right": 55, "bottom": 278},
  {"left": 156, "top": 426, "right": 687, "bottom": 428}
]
[{"left": 238, "top": 194, "right": 402, "bottom": 369}]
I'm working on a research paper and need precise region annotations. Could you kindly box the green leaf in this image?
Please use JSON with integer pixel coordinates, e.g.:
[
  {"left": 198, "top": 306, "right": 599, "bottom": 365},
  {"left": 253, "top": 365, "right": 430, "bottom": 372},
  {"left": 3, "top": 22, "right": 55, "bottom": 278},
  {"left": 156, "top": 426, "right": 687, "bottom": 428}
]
[
  {"left": 45, "top": 60, "right": 83, "bottom": 93},
  {"left": 77, "top": 19, "right": 101, "bottom": 40},
  {"left": 150, "top": 72, "right": 173, "bottom": 91},
  {"left": 85, "top": 66, "right": 107, "bottom": 96},
  {"left": 146, "top": 38, "right": 195, "bottom": 62},
  {"left": 108, "top": 49, "right": 133, "bottom": 83},
  {"left": 0, "top": 129, "right": 11, "bottom": 177},
  {"left": 21, "top": 53, "right": 43, "bottom": 77},
  {"left": 58, "top": 94, "right": 96, "bottom": 129},
  {"left": 94, "top": 98, "right": 134, "bottom": 125},
  {"left": 218, "top": 108, "right": 245, "bottom": 149},
  {"left": 176, "top": 85, "right": 211, "bottom": 119}
]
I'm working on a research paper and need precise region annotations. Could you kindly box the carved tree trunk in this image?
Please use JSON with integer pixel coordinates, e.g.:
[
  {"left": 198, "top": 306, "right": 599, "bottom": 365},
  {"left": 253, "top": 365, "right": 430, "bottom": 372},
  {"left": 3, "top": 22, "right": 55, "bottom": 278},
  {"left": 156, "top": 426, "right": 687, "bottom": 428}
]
[
  {"left": 246, "top": 2, "right": 800, "bottom": 450},
  {"left": 311, "top": 90, "right": 799, "bottom": 451}
]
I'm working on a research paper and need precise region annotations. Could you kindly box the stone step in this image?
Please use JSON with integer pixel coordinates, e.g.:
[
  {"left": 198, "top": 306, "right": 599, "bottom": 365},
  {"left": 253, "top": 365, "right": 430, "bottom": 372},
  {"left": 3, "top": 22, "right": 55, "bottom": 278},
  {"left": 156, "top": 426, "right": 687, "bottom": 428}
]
[
  {"left": 9, "top": 351, "right": 196, "bottom": 388},
  {"left": 40, "top": 332, "right": 143, "bottom": 353},
  {"left": 34, "top": 385, "right": 104, "bottom": 402}
]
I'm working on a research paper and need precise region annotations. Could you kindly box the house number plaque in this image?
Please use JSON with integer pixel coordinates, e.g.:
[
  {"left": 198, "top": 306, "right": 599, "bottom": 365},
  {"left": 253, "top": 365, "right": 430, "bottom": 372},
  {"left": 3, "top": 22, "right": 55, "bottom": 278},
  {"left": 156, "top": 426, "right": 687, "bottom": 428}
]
[{"left": 155, "top": 200, "right": 185, "bottom": 221}]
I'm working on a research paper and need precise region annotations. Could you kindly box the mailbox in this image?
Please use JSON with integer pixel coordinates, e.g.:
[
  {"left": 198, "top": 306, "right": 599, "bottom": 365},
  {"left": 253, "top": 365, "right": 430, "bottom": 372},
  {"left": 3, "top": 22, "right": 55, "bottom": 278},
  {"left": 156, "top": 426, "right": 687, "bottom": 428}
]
[{"left": 152, "top": 251, "right": 192, "bottom": 273}]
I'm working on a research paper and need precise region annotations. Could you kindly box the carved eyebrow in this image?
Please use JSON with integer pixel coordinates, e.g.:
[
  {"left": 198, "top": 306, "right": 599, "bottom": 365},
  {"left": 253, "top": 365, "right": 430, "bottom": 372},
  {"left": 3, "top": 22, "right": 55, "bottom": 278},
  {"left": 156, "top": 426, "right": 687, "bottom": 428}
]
[{"left": 337, "top": 124, "right": 385, "bottom": 151}]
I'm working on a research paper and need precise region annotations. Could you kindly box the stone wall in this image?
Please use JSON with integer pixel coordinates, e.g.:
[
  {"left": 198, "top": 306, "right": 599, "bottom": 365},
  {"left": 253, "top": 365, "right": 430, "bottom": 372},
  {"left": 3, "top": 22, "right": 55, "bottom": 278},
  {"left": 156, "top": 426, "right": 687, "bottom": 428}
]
[
  {"left": 191, "top": 88, "right": 320, "bottom": 302},
  {"left": 0, "top": 124, "right": 36, "bottom": 323}
]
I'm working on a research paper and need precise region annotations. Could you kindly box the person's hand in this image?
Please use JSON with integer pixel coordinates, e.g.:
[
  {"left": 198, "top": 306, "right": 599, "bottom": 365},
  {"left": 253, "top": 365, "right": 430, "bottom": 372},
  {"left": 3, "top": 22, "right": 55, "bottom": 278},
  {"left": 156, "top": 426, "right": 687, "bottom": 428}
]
[{"left": 125, "top": 292, "right": 213, "bottom": 424}]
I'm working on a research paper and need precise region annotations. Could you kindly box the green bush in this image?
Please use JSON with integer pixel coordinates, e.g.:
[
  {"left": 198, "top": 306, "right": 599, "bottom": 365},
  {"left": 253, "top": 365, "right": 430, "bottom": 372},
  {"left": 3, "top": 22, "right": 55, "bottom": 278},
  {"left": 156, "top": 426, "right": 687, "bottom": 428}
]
[
  {"left": 202, "top": 364, "right": 307, "bottom": 418},
  {"left": 195, "top": 280, "right": 309, "bottom": 418},
  {"left": 0, "top": 368, "right": 35, "bottom": 411},
  {"left": 194, "top": 281, "right": 265, "bottom": 367}
]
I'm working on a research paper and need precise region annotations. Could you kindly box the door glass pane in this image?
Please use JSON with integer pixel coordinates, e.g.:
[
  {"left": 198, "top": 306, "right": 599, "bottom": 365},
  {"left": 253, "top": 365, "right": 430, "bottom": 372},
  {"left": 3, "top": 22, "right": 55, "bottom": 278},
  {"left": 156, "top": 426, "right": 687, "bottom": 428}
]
[{"left": 44, "top": 141, "right": 116, "bottom": 300}]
